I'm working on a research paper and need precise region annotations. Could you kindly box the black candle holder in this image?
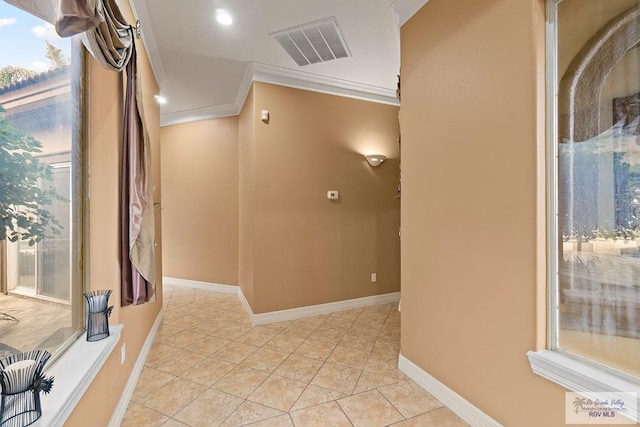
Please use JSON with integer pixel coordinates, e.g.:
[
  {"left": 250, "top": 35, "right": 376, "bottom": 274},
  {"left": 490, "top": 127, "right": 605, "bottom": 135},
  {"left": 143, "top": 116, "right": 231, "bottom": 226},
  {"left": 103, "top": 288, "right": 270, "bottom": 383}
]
[
  {"left": 84, "top": 290, "right": 114, "bottom": 342},
  {"left": 0, "top": 350, "right": 54, "bottom": 427}
]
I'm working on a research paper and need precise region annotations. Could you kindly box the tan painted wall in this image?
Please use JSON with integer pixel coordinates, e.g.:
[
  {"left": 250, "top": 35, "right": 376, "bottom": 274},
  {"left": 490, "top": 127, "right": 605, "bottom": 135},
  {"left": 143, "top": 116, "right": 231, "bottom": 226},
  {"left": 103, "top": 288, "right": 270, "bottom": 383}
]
[
  {"left": 399, "top": 0, "right": 571, "bottom": 426},
  {"left": 238, "top": 85, "right": 256, "bottom": 306},
  {"left": 64, "top": 0, "right": 163, "bottom": 424},
  {"left": 161, "top": 117, "right": 239, "bottom": 284},
  {"left": 249, "top": 82, "right": 400, "bottom": 314}
]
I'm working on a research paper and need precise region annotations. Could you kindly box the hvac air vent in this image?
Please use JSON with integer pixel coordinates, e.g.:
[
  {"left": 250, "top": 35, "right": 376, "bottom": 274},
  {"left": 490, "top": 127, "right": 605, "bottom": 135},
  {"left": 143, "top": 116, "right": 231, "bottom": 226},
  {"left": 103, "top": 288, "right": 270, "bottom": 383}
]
[{"left": 271, "top": 17, "right": 351, "bottom": 66}]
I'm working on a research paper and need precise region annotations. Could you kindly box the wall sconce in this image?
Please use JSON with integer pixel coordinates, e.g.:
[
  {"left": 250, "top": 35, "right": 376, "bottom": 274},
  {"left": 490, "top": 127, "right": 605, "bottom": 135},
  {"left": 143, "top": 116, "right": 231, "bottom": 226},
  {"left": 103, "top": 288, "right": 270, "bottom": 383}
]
[{"left": 364, "top": 154, "right": 386, "bottom": 167}]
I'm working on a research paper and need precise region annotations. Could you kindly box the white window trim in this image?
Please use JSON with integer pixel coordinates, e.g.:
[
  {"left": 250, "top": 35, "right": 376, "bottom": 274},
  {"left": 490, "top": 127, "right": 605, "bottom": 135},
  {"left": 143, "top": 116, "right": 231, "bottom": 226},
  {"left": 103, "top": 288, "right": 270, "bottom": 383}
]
[
  {"left": 527, "top": 2, "right": 640, "bottom": 423},
  {"left": 528, "top": 350, "right": 640, "bottom": 422},
  {"left": 33, "top": 324, "right": 123, "bottom": 426}
]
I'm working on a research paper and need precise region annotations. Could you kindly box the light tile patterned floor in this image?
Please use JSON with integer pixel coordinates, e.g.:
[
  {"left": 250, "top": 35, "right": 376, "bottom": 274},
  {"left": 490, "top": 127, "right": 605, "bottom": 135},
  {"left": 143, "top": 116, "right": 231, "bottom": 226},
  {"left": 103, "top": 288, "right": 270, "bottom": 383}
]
[{"left": 122, "top": 285, "right": 468, "bottom": 426}]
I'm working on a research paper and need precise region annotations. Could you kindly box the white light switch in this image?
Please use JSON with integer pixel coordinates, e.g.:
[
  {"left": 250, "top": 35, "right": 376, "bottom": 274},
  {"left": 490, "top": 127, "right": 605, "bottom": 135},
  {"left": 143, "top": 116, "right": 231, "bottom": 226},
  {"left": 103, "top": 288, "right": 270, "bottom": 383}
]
[{"left": 327, "top": 190, "right": 339, "bottom": 200}]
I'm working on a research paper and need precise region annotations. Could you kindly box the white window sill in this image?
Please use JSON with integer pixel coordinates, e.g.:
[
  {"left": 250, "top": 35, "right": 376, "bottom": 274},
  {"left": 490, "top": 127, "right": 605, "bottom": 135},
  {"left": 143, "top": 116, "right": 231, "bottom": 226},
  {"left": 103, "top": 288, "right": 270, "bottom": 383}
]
[
  {"left": 527, "top": 349, "right": 640, "bottom": 423},
  {"left": 32, "top": 324, "right": 123, "bottom": 426}
]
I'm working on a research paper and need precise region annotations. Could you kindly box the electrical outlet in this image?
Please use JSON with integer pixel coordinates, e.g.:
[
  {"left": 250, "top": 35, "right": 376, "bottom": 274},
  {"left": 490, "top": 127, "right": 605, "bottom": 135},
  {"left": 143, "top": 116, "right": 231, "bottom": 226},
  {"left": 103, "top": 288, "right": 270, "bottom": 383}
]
[
  {"left": 371, "top": 273, "right": 377, "bottom": 283},
  {"left": 121, "top": 343, "right": 126, "bottom": 364}
]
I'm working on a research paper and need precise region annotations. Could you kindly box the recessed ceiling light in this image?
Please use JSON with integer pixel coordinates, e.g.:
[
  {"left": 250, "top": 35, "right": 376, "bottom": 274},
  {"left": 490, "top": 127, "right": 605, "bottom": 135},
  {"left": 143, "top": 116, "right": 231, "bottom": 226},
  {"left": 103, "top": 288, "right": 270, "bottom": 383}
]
[
  {"left": 155, "top": 95, "right": 167, "bottom": 105},
  {"left": 216, "top": 9, "right": 232, "bottom": 26}
]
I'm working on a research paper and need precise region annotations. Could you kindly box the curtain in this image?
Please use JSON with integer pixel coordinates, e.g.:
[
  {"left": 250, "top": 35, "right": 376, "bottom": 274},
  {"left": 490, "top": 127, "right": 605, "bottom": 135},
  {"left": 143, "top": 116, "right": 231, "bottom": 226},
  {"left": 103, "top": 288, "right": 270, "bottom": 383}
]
[
  {"left": 6, "top": 0, "right": 156, "bottom": 306},
  {"left": 121, "top": 44, "right": 156, "bottom": 306}
]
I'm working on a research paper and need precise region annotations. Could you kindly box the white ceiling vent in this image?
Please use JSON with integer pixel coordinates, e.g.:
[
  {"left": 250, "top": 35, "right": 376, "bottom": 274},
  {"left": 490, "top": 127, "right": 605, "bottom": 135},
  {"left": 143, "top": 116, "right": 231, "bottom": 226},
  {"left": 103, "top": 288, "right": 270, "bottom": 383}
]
[{"left": 271, "top": 17, "right": 351, "bottom": 66}]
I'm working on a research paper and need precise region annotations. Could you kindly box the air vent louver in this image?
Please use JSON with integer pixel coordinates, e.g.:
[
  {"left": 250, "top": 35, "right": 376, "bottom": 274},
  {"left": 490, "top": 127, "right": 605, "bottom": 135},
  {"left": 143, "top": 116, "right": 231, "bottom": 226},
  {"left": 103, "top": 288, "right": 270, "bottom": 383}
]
[{"left": 272, "top": 17, "right": 351, "bottom": 66}]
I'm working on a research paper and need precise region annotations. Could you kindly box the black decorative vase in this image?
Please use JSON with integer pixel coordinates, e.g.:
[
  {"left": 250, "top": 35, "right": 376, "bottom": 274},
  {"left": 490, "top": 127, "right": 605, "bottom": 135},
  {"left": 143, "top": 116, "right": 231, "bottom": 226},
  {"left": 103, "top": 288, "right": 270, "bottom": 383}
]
[
  {"left": 0, "top": 350, "right": 54, "bottom": 427},
  {"left": 84, "top": 290, "right": 114, "bottom": 342}
]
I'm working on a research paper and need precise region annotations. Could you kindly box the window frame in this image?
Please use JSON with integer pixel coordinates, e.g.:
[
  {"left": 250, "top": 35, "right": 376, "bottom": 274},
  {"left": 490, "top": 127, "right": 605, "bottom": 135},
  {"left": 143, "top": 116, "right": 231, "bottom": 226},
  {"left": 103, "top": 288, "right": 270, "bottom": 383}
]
[{"left": 527, "top": 1, "right": 640, "bottom": 422}]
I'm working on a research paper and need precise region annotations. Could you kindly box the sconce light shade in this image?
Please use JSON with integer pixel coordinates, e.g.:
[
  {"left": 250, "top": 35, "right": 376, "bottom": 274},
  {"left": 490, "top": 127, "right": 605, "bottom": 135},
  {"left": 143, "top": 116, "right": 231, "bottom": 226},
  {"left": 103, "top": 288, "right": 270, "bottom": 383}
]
[{"left": 365, "top": 154, "right": 387, "bottom": 167}]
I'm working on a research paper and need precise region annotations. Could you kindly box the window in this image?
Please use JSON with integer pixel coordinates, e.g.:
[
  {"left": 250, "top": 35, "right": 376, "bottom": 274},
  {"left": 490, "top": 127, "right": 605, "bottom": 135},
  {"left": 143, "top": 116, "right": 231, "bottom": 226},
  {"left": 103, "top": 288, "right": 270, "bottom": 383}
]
[
  {"left": 0, "top": 3, "right": 83, "bottom": 358},
  {"left": 552, "top": 0, "right": 640, "bottom": 379}
]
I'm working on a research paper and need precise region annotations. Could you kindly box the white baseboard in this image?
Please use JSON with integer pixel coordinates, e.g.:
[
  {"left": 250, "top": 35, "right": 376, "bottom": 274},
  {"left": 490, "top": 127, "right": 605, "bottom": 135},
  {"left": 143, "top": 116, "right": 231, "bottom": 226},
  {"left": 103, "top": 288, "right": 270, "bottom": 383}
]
[
  {"left": 108, "top": 308, "right": 165, "bottom": 427},
  {"left": 164, "top": 276, "right": 399, "bottom": 326},
  {"left": 237, "top": 288, "right": 254, "bottom": 319},
  {"left": 163, "top": 276, "right": 238, "bottom": 294},
  {"left": 246, "top": 291, "right": 401, "bottom": 326},
  {"left": 398, "top": 354, "right": 502, "bottom": 427}
]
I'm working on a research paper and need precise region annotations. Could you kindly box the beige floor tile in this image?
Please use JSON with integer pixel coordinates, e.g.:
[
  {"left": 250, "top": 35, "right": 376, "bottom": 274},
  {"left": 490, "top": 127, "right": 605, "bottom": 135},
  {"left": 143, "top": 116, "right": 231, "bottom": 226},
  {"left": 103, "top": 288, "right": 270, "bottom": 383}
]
[
  {"left": 249, "top": 375, "right": 307, "bottom": 412},
  {"left": 169, "top": 315, "right": 206, "bottom": 330},
  {"left": 159, "top": 419, "right": 190, "bottom": 427},
  {"left": 290, "top": 401, "right": 353, "bottom": 427},
  {"left": 179, "top": 356, "right": 237, "bottom": 386},
  {"left": 348, "top": 323, "right": 383, "bottom": 338},
  {"left": 253, "top": 321, "right": 292, "bottom": 335},
  {"left": 139, "top": 377, "right": 208, "bottom": 417},
  {"left": 363, "top": 353, "right": 406, "bottom": 380},
  {"left": 215, "top": 341, "right": 260, "bottom": 363},
  {"left": 293, "top": 339, "right": 336, "bottom": 361},
  {"left": 121, "top": 402, "right": 168, "bottom": 427},
  {"left": 307, "top": 327, "right": 346, "bottom": 345},
  {"left": 280, "top": 324, "right": 318, "bottom": 339},
  {"left": 327, "top": 344, "right": 370, "bottom": 370},
  {"left": 371, "top": 338, "right": 400, "bottom": 358},
  {"left": 123, "top": 288, "right": 468, "bottom": 427},
  {"left": 189, "top": 317, "right": 229, "bottom": 335},
  {"left": 173, "top": 388, "right": 244, "bottom": 427},
  {"left": 240, "top": 347, "right": 290, "bottom": 373},
  {"left": 310, "top": 362, "right": 362, "bottom": 395},
  {"left": 290, "top": 385, "right": 346, "bottom": 411},
  {"left": 338, "top": 389, "right": 404, "bottom": 427},
  {"left": 321, "top": 316, "right": 355, "bottom": 331},
  {"left": 187, "top": 335, "right": 231, "bottom": 355},
  {"left": 211, "top": 324, "right": 253, "bottom": 340},
  {"left": 273, "top": 354, "right": 323, "bottom": 383},
  {"left": 378, "top": 380, "right": 443, "bottom": 418},
  {"left": 221, "top": 400, "right": 284, "bottom": 426},
  {"left": 339, "top": 333, "right": 377, "bottom": 352},
  {"left": 330, "top": 307, "right": 363, "bottom": 320},
  {"left": 263, "top": 334, "right": 305, "bottom": 354},
  {"left": 236, "top": 330, "right": 276, "bottom": 347},
  {"left": 155, "top": 324, "right": 183, "bottom": 342},
  {"left": 150, "top": 348, "right": 210, "bottom": 376},
  {"left": 163, "top": 330, "right": 209, "bottom": 349},
  {"left": 213, "top": 366, "right": 270, "bottom": 398},
  {"left": 247, "top": 414, "right": 294, "bottom": 426},
  {"left": 294, "top": 316, "right": 327, "bottom": 328},
  {"left": 131, "top": 367, "right": 176, "bottom": 403},
  {"left": 146, "top": 343, "right": 183, "bottom": 366},
  {"left": 390, "top": 407, "right": 469, "bottom": 426},
  {"left": 353, "top": 371, "right": 402, "bottom": 394}
]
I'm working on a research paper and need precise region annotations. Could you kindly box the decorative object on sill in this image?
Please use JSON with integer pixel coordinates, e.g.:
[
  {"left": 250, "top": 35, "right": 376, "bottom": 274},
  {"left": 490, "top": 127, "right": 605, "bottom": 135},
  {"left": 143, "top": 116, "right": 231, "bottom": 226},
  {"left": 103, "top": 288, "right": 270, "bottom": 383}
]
[
  {"left": 0, "top": 350, "right": 54, "bottom": 427},
  {"left": 84, "top": 290, "right": 114, "bottom": 342},
  {"left": 365, "top": 154, "right": 387, "bottom": 167}
]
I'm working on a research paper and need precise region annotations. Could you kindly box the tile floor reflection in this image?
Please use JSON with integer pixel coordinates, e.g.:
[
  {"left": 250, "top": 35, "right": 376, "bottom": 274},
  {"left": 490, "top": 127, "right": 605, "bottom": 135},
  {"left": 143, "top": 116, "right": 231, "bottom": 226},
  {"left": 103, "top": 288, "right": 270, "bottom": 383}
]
[{"left": 123, "top": 285, "right": 468, "bottom": 426}]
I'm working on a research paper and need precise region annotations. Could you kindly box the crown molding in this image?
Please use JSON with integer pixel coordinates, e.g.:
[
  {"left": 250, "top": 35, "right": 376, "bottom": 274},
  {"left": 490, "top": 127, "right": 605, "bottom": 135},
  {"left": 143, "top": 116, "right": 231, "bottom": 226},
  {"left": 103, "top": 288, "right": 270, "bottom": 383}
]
[
  {"left": 160, "top": 102, "right": 240, "bottom": 127},
  {"left": 160, "top": 62, "right": 399, "bottom": 126},
  {"left": 251, "top": 62, "right": 399, "bottom": 106},
  {"left": 392, "top": 0, "right": 430, "bottom": 26}
]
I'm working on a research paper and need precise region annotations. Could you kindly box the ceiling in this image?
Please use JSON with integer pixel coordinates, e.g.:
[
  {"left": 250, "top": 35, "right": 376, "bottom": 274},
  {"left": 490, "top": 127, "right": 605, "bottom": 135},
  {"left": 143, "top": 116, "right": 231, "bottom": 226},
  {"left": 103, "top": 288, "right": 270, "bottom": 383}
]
[{"left": 129, "top": 0, "right": 426, "bottom": 126}]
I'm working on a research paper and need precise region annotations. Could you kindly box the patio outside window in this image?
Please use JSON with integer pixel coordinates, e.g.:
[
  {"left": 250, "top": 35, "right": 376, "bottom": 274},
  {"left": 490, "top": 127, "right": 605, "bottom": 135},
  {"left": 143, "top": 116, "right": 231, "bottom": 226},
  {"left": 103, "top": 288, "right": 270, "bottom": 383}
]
[{"left": 0, "top": 2, "right": 83, "bottom": 358}]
